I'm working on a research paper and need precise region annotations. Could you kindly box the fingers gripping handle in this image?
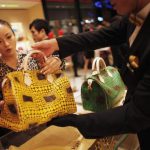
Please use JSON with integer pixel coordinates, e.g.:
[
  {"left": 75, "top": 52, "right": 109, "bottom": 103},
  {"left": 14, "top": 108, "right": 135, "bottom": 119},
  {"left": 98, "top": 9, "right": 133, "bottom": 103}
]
[
  {"left": 23, "top": 50, "right": 47, "bottom": 71},
  {"left": 24, "top": 50, "right": 54, "bottom": 85},
  {"left": 2, "top": 50, "right": 53, "bottom": 88}
]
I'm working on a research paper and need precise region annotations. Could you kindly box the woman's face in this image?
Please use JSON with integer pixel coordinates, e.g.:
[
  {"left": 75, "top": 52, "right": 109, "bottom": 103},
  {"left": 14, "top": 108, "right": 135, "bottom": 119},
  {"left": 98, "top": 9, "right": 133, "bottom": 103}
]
[
  {"left": 0, "top": 24, "right": 16, "bottom": 58},
  {"left": 110, "top": 0, "right": 138, "bottom": 15}
]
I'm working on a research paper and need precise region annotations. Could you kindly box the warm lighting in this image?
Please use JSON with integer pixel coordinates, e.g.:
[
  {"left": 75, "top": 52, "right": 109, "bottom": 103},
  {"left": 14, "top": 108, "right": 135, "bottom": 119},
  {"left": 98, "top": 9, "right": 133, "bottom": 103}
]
[
  {"left": 0, "top": 4, "right": 19, "bottom": 8},
  {"left": 1, "top": 4, "right": 6, "bottom": 7}
]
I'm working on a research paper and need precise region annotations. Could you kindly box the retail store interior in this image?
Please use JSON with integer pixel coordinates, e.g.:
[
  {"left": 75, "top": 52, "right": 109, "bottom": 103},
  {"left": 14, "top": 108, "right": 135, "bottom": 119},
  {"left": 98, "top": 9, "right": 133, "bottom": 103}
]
[{"left": 0, "top": 0, "right": 143, "bottom": 149}]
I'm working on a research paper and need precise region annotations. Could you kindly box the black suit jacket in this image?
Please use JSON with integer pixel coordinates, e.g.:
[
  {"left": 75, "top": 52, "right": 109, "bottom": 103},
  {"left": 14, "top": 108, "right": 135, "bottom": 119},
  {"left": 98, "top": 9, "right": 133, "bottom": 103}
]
[{"left": 56, "top": 13, "right": 150, "bottom": 138}]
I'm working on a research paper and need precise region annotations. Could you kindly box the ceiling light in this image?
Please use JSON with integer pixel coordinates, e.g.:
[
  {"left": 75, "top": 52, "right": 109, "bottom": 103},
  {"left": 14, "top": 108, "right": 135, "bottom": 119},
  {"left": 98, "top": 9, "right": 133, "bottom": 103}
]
[
  {"left": 1, "top": 4, "right": 6, "bottom": 7},
  {"left": 0, "top": 4, "right": 19, "bottom": 8}
]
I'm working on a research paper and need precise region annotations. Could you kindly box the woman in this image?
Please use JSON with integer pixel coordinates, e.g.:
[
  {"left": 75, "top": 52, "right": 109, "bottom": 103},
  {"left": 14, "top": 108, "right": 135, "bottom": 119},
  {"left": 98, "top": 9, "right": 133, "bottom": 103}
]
[{"left": 0, "top": 19, "right": 62, "bottom": 136}]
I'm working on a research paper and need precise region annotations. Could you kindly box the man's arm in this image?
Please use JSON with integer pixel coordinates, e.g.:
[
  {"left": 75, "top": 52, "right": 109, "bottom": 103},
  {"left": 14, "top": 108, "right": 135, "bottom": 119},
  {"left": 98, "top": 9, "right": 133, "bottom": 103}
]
[
  {"left": 32, "top": 17, "right": 129, "bottom": 58},
  {"left": 57, "top": 17, "right": 129, "bottom": 59}
]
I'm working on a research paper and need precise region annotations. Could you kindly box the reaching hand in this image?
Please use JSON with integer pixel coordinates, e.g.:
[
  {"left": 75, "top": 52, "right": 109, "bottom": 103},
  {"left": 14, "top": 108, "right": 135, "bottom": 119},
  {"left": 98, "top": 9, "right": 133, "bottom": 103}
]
[
  {"left": 32, "top": 39, "right": 59, "bottom": 57},
  {"left": 40, "top": 57, "right": 62, "bottom": 74}
]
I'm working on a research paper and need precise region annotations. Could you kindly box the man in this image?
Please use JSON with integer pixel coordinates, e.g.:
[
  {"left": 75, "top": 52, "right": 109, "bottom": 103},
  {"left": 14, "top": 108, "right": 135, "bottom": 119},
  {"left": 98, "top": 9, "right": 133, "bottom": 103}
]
[
  {"left": 32, "top": 0, "right": 150, "bottom": 149},
  {"left": 29, "top": 19, "right": 64, "bottom": 74},
  {"left": 29, "top": 18, "right": 51, "bottom": 42}
]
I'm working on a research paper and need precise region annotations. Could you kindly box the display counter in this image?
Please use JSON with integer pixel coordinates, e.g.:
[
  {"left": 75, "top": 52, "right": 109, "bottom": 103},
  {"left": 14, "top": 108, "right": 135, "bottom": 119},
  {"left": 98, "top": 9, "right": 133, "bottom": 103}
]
[
  {"left": 0, "top": 91, "right": 139, "bottom": 150},
  {"left": 0, "top": 92, "right": 94, "bottom": 150}
]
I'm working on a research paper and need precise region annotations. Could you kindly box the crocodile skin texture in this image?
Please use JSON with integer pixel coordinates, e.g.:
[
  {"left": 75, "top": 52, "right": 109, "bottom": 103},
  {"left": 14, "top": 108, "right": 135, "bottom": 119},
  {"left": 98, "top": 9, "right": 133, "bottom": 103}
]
[{"left": 81, "top": 66, "right": 126, "bottom": 112}]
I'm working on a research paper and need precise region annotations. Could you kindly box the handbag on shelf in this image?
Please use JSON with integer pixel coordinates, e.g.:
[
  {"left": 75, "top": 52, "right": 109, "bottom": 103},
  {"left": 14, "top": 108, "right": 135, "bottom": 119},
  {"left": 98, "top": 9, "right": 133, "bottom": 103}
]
[
  {"left": 81, "top": 57, "right": 126, "bottom": 112},
  {"left": 0, "top": 50, "right": 76, "bottom": 132}
]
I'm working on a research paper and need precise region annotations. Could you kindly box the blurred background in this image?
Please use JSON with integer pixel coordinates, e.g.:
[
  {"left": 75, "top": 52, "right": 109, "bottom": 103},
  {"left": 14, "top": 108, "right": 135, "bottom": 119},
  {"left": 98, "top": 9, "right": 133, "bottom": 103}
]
[{"left": 0, "top": 0, "right": 117, "bottom": 71}]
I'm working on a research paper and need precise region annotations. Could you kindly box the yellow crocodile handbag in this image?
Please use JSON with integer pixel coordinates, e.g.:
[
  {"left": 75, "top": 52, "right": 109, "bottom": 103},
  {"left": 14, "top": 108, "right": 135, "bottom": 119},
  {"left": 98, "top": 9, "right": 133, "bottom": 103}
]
[{"left": 0, "top": 50, "right": 76, "bottom": 132}]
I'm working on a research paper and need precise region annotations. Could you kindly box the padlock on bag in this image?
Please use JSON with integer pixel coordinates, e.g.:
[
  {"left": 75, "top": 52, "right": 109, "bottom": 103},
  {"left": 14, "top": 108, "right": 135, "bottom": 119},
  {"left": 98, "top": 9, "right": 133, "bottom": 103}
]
[
  {"left": 81, "top": 57, "right": 126, "bottom": 112},
  {"left": 0, "top": 50, "right": 76, "bottom": 132}
]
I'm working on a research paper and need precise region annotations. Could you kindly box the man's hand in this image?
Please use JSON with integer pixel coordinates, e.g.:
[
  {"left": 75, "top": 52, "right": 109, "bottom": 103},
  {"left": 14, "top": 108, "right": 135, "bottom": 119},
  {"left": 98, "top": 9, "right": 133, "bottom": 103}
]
[
  {"left": 32, "top": 39, "right": 59, "bottom": 57},
  {"left": 40, "top": 57, "right": 62, "bottom": 74}
]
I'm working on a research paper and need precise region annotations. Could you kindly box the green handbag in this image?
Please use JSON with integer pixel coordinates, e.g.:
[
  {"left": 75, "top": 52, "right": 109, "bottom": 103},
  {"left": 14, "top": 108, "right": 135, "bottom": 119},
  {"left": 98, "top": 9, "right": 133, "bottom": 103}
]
[{"left": 81, "top": 57, "right": 126, "bottom": 112}]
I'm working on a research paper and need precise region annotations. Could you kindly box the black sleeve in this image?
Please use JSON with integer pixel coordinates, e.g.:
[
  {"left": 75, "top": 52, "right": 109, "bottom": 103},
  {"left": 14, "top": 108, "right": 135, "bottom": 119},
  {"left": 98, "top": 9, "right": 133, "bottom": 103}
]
[
  {"left": 52, "top": 51, "right": 65, "bottom": 70},
  {"left": 57, "top": 16, "right": 129, "bottom": 59}
]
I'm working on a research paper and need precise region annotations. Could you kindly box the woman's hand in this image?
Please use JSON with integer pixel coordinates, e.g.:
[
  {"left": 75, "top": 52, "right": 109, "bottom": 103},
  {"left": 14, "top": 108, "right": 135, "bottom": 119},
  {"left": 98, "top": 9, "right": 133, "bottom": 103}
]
[
  {"left": 32, "top": 39, "right": 59, "bottom": 57},
  {"left": 40, "top": 57, "right": 62, "bottom": 74}
]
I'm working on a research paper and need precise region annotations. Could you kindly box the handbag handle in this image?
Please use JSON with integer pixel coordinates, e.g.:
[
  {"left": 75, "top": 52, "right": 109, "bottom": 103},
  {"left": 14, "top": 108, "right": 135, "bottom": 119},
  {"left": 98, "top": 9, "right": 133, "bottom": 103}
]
[
  {"left": 96, "top": 57, "right": 107, "bottom": 72},
  {"left": 23, "top": 50, "right": 47, "bottom": 71},
  {"left": 92, "top": 57, "right": 100, "bottom": 71},
  {"left": 96, "top": 57, "right": 112, "bottom": 76},
  {"left": 87, "top": 57, "right": 106, "bottom": 87},
  {"left": 91, "top": 57, "right": 112, "bottom": 83},
  {"left": 91, "top": 57, "right": 102, "bottom": 76},
  {"left": 23, "top": 50, "right": 54, "bottom": 85},
  {"left": 2, "top": 50, "right": 54, "bottom": 87},
  {"left": 92, "top": 57, "right": 106, "bottom": 73},
  {"left": 95, "top": 57, "right": 109, "bottom": 73}
]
